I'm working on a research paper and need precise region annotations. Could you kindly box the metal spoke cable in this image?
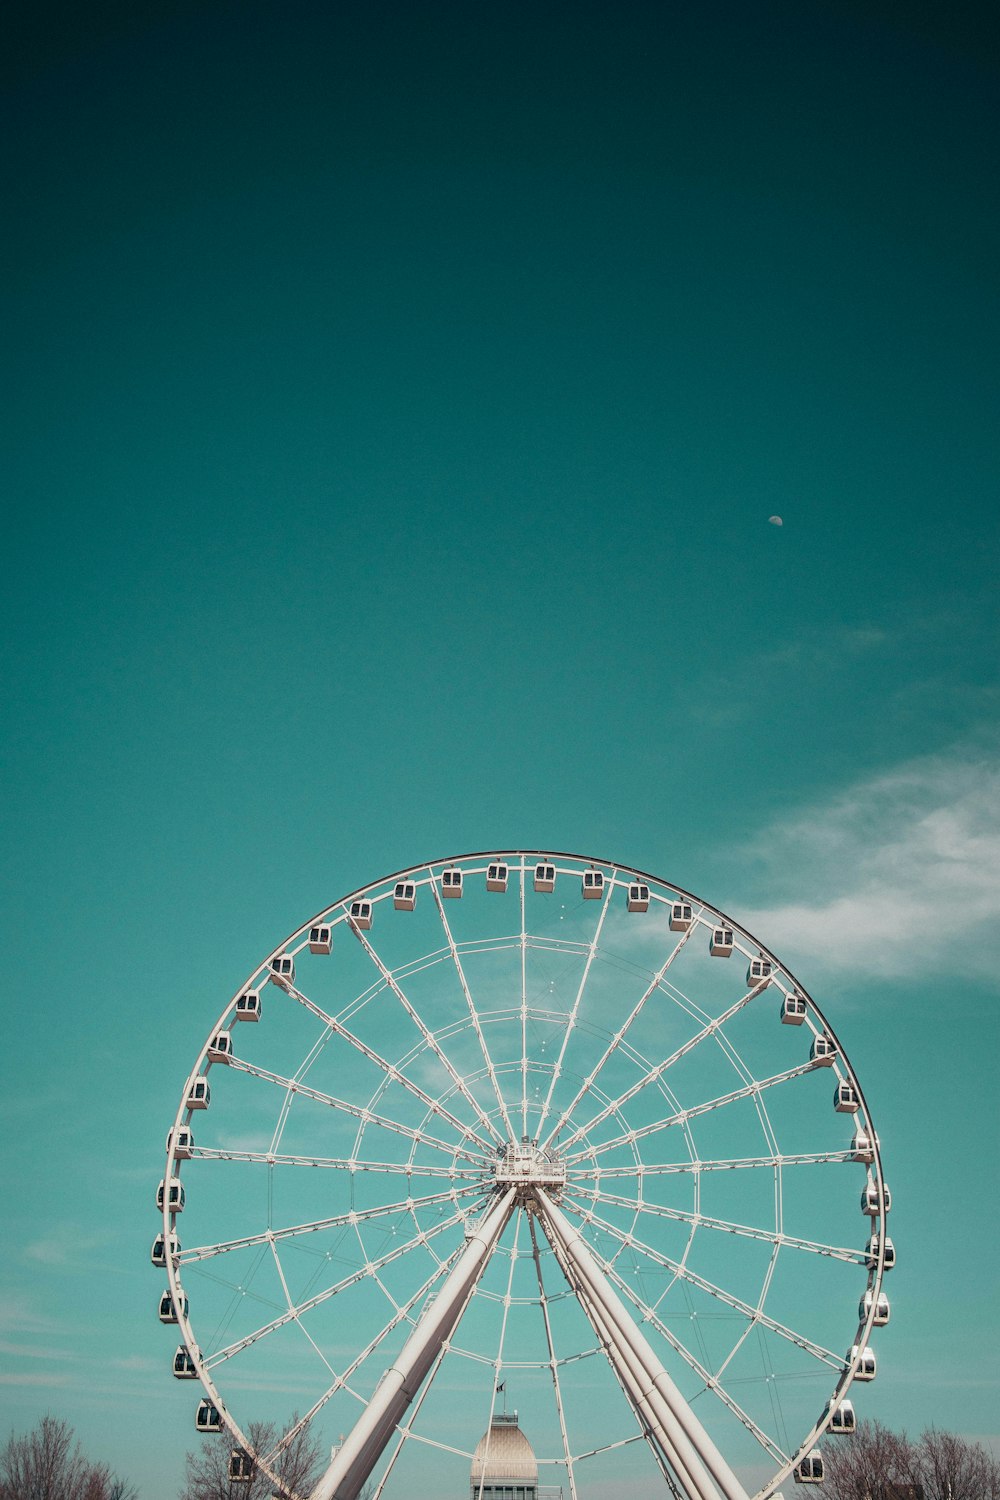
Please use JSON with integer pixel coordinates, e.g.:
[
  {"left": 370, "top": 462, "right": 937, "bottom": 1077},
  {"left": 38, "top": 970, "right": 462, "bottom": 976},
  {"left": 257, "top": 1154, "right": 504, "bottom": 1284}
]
[{"left": 528, "top": 1214, "right": 579, "bottom": 1500}]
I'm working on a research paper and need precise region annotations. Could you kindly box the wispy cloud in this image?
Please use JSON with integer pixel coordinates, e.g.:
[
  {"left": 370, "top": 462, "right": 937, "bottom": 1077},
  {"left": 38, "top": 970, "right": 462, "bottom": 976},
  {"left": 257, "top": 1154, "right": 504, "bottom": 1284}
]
[
  {"left": 0, "top": 1372, "right": 71, "bottom": 1387},
  {"left": 23, "top": 1227, "right": 116, "bottom": 1267},
  {"left": 729, "top": 749, "right": 1000, "bottom": 981}
]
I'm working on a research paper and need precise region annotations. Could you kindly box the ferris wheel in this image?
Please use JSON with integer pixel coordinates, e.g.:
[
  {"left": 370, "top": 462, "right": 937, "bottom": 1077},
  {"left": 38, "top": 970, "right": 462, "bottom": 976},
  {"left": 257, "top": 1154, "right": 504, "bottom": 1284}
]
[{"left": 154, "top": 851, "right": 893, "bottom": 1500}]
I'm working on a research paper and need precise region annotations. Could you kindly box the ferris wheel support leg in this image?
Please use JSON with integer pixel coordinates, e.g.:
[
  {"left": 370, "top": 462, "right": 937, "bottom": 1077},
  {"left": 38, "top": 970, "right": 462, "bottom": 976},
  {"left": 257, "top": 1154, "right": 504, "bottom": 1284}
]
[
  {"left": 307, "top": 1188, "right": 517, "bottom": 1500},
  {"left": 534, "top": 1190, "right": 749, "bottom": 1500}
]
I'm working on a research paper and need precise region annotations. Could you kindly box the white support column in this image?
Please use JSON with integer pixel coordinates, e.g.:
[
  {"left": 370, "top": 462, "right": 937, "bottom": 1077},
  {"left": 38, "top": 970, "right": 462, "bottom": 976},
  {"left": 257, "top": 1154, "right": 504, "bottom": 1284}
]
[
  {"left": 308, "top": 1189, "right": 516, "bottom": 1500},
  {"left": 535, "top": 1189, "right": 749, "bottom": 1500}
]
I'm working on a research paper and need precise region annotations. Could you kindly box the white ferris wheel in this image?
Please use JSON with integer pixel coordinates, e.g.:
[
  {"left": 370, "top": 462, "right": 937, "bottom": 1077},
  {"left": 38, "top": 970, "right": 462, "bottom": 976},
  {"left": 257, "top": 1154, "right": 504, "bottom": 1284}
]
[{"left": 155, "top": 851, "right": 893, "bottom": 1500}]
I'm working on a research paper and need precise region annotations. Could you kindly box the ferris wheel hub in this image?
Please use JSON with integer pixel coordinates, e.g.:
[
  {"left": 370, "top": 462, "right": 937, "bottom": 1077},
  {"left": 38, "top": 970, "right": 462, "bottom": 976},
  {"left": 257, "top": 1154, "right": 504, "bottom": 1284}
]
[{"left": 492, "top": 1138, "right": 567, "bottom": 1197}]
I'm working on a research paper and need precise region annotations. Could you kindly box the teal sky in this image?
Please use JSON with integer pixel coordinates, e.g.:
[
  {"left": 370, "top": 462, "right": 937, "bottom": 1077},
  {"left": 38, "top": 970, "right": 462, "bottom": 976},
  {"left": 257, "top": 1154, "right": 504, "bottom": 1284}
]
[{"left": 2, "top": 2, "right": 998, "bottom": 1497}]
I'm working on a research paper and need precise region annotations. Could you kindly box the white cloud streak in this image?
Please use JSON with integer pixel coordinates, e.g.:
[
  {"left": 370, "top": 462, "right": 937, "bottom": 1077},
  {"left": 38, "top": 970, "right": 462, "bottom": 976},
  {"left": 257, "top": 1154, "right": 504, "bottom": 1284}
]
[{"left": 731, "top": 750, "right": 1000, "bottom": 981}]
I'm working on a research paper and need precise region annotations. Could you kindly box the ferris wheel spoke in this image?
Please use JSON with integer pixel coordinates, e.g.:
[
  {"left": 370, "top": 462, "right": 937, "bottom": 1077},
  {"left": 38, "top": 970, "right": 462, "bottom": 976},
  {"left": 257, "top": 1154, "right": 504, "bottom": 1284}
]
[
  {"left": 279, "top": 980, "right": 494, "bottom": 1152},
  {"left": 224, "top": 1056, "right": 487, "bottom": 1165},
  {"left": 260, "top": 1244, "right": 467, "bottom": 1464},
  {"left": 532, "top": 872, "right": 615, "bottom": 1148},
  {"left": 567, "top": 1186, "right": 866, "bottom": 1265},
  {"left": 180, "top": 1184, "right": 486, "bottom": 1266},
  {"left": 601, "top": 1260, "right": 790, "bottom": 1466},
  {"left": 204, "top": 1203, "right": 482, "bottom": 1369},
  {"left": 188, "top": 1146, "right": 478, "bottom": 1177},
  {"left": 520, "top": 857, "right": 529, "bottom": 1138},
  {"left": 528, "top": 1214, "right": 579, "bottom": 1500},
  {"left": 564, "top": 1203, "right": 843, "bottom": 1370},
  {"left": 353, "top": 921, "right": 506, "bottom": 1148},
  {"left": 429, "top": 878, "right": 517, "bottom": 1143},
  {"left": 539, "top": 922, "right": 697, "bottom": 1151},
  {"left": 557, "top": 977, "right": 771, "bottom": 1154},
  {"left": 573, "top": 1150, "right": 856, "bottom": 1180},
  {"left": 564, "top": 1061, "right": 817, "bottom": 1165}
]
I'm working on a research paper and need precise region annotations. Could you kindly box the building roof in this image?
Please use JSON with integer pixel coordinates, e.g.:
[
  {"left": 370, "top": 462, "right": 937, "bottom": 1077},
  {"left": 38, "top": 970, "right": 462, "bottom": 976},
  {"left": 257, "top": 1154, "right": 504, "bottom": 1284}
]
[{"left": 470, "top": 1414, "right": 538, "bottom": 1484}]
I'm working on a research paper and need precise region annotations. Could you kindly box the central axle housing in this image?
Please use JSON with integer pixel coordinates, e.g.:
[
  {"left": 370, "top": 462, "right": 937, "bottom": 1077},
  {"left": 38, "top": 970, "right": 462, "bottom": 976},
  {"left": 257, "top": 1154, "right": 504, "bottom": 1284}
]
[{"left": 493, "top": 1139, "right": 567, "bottom": 1198}]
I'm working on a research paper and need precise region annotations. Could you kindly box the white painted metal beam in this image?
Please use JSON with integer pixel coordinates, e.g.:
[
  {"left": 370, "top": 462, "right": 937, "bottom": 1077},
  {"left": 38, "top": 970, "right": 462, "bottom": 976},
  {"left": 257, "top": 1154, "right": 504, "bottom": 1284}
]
[
  {"left": 535, "top": 1189, "right": 749, "bottom": 1500},
  {"left": 308, "top": 1188, "right": 516, "bottom": 1500}
]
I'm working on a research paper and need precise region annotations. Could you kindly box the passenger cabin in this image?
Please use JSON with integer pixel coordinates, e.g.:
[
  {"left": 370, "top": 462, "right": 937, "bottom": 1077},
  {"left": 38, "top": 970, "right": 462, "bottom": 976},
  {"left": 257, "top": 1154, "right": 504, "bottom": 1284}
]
[
  {"left": 308, "top": 924, "right": 333, "bottom": 954},
  {"left": 229, "top": 1451, "right": 253, "bottom": 1483},
  {"left": 393, "top": 881, "right": 416, "bottom": 911},
  {"left": 794, "top": 1450, "right": 825, "bottom": 1484},
  {"left": 234, "top": 990, "right": 261, "bottom": 1022},
  {"left": 627, "top": 882, "right": 650, "bottom": 913},
  {"left": 862, "top": 1182, "right": 892, "bottom": 1216},
  {"left": 158, "top": 1288, "right": 188, "bottom": 1324},
  {"left": 441, "top": 869, "right": 463, "bottom": 899},
  {"left": 167, "top": 1125, "right": 194, "bottom": 1160},
  {"left": 150, "top": 1232, "right": 180, "bottom": 1268},
  {"left": 669, "top": 901, "right": 693, "bottom": 931},
  {"left": 851, "top": 1130, "right": 876, "bottom": 1163},
  {"left": 534, "top": 862, "right": 556, "bottom": 893},
  {"left": 709, "top": 927, "right": 734, "bottom": 957},
  {"left": 834, "top": 1082, "right": 860, "bottom": 1113},
  {"left": 186, "top": 1077, "right": 210, "bottom": 1110},
  {"left": 828, "top": 1400, "right": 856, "bottom": 1435},
  {"left": 810, "top": 1035, "right": 836, "bottom": 1067},
  {"left": 157, "top": 1178, "right": 185, "bottom": 1213},
  {"left": 582, "top": 869, "right": 604, "bottom": 900},
  {"left": 195, "top": 1400, "right": 222, "bottom": 1434},
  {"left": 348, "top": 899, "right": 373, "bottom": 930},
  {"left": 172, "top": 1346, "right": 198, "bottom": 1379},
  {"left": 850, "top": 1344, "right": 877, "bottom": 1381},
  {"left": 269, "top": 954, "right": 295, "bottom": 985},
  {"left": 860, "top": 1290, "right": 891, "bottom": 1326},
  {"left": 486, "top": 862, "right": 508, "bottom": 893},
  {"left": 208, "top": 1031, "right": 232, "bottom": 1064},
  {"left": 781, "top": 993, "right": 808, "bottom": 1025},
  {"left": 747, "top": 957, "right": 773, "bottom": 986},
  {"left": 865, "top": 1235, "right": 896, "bottom": 1270}
]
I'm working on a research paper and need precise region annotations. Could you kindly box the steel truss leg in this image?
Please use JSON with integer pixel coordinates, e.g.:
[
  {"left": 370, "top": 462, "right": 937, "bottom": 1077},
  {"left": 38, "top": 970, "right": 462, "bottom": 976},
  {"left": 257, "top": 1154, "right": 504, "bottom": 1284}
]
[
  {"left": 308, "top": 1189, "right": 517, "bottom": 1500},
  {"left": 534, "top": 1189, "right": 749, "bottom": 1500}
]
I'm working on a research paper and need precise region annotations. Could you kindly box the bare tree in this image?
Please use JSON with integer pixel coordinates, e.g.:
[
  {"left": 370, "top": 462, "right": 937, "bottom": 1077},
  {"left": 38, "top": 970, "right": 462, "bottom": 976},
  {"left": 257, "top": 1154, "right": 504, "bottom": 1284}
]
[
  {"left": 0, "top": 1415, "right": 138, "bottom": 1500},
  {"left": 823, "top": 1419, "right": 916, "bottom": 1500},
  {"left": 180, "top": 1416, "right": 324, "bottom": 1500},
  {"left": 912, "top": 1428, "right": 1000, "bottom": 1500}
]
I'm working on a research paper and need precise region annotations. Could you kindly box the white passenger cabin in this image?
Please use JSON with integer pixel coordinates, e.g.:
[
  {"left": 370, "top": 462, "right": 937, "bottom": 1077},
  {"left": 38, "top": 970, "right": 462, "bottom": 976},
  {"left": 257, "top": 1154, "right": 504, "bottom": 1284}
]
[
  {"left": 348, "top": 899, "right": 373, "bottom": 930},
  {"left": 627, "top": 882, "right": 650, "bottom": 913},
  {"left": 441, "top": 869, "right": 463, "bottom": 899},
  {"left": 851, "top": 1129, "right": 876, "bottom": 1163},
  {"left": 229, "top": 1451, "right": 253, "bottom": 1483},
  {"left": 710, "top": 927, "right": 734, "bottom": 957},
  {"left": 158, "top": 1287, "right": 188, "bottom": 1324},
  {"left": 486, "top": 862, "right": 508, "bottom": 893},
  {"left": 834, "top": 1082, "right": 860, "bottom": 1113},
  {"left": 669, "top": 901, "right": 693, "bottom": 931},
  {"left": 865, "top": 1235, "right": 895, "bottom": 1270},
  {"left": 393, "top": 881, "right": 416, "bottom": 911},
  {"left": 747, "top": 957, "right": 772, "bottom": 986},
  {"left": 810, "top": 1035, "right": 836, "bottom": 1066},
  {"left": 781, "top": 993, "right": 808, "bottom": 1025},
  {"left": 167, "top": 1125, "right": 194, "bottom": 1160},
  {"left": 157, "top": 1178, "right": 185, "bottom": 1213},
  {"left": 308, "top": 924, "right": 333, "bottom": 954},
  {"left": 186, "top": 1076, "right": 210, "bottom": 1110},
  {"left": 150, "top": 1232, "right": 180, "bottom": 1268},
  {"left": 794, "top": 1450, "right": 824, "bottom": 1484},
  {"left": 269, "top": 954, "right": 295, "bottom": 985},
  {"left": 234, "top": 989, "right": 261, "bottom": 1022},
  {"left": 208, "top": 1031, "right": 232, "bottom": 1063},
  {"left": 860, "top": 1290, "right": 891, "bottom": 1326},
  {"left": 862, "top": 1181, "right": 891, "bottom": 1216},
  {"left": 534, "top": 862, "right": 556, "bottom": 893},
  {"left": 196, "top": 1400, "right": 222, "bottom": 1433},
  {"left": 582, "top": 869, "right": 604, "bottom": 900},
  {"left": 172, "top": 1346, "right": 199, "bottom": 1379},
  {"left": 828, "top": 1400, "right": 856, "bottom": 1435},
  {"left": 850, "top": 1344, "right": 877, "bottom": 1381}
]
